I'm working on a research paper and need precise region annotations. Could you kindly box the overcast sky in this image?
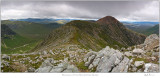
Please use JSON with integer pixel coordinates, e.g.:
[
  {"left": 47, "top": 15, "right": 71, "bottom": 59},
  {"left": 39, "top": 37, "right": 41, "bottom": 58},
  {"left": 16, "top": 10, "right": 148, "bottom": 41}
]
[{"left": 1, "top": 1, "right": 159, "bottom": 22}]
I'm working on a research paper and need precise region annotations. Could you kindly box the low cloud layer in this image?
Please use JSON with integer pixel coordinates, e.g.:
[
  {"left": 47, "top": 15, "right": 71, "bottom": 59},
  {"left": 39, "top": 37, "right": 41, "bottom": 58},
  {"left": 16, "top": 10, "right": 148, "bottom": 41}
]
[{"left": 1, "top": 1, "right": 159, "bottom": 22}]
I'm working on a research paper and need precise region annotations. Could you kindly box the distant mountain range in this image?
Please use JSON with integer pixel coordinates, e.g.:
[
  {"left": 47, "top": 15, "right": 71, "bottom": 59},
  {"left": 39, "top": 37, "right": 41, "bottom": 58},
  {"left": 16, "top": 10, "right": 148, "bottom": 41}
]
[
  {"left": 122, "top": 21, "right": 159, "bottom": 35},
  {"left": 121, "top": 21, "right": 158, "bottom": 27},
  {"left": 9, "top": 18, "right": 159, "bottom": 29},
  {"left": 9, "top": 18, "right": 76, "bottom": 24}
]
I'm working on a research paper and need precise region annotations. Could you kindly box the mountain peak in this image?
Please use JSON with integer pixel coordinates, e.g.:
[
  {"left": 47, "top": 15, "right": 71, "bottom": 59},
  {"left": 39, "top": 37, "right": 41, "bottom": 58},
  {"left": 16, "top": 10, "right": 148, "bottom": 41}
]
[
  {"left": 96, "top": 16, "right": 119, "bottom": 25},
  {"left": 102, "top": 16, "right": 117, "bottom": 20},
  {"left": 34, "top": 16, "right": 146, "bottom": 52}
]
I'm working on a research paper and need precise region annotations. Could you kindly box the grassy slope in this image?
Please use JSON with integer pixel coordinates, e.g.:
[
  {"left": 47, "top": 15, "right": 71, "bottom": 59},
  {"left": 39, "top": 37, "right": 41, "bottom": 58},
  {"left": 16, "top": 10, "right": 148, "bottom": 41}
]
[
  {"left": 66, "top": 20, "right": 125, "bottom": 50},
  {"left": 1, "top": 20, "right": 62, "bottom": 54},
  {"left": 142, "top": 24, "right": 159, "bottom": 36},
  {"left": 34, "top": 20, "right": 130, "bottom": 52},
  {"left": 1, "top": 20, "right": 62, "bottom": 39},
  {"left": 1, "top": 34, "right": 41, "bottom": 54}
]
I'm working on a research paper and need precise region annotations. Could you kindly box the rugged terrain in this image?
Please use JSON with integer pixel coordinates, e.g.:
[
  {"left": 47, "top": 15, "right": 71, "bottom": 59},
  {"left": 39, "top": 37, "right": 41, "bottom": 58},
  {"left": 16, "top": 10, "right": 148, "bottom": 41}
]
[
  {"left": 1, "top": 20, "right": 63, "bottom": 54},
  {"left": 1, "top": 34, "right": 159, "bottom": 72},
  {"left": 33, "top": 16, "right": 146, "bottom": 52},
  {"left": 1, "top": 16, "right": 158, "bottom": 73}
]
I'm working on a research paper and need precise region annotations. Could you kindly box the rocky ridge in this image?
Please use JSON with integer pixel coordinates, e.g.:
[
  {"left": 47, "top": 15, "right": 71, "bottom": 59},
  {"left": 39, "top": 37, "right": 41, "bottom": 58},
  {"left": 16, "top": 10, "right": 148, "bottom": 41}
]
[
  {"left": 33, "top": 16, "right": 146, "bottom": 52},
  {"left": 1, "top": 34, "right": 159, "bottom": 73}
]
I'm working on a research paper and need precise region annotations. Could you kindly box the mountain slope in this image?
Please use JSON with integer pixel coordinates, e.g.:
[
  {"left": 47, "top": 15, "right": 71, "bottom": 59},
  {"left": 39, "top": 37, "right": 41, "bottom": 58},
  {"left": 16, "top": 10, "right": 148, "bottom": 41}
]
[
  {"left": 1, "top": 20, "right": 62, "bottom": 39},
  {"left": 1, "top": 24, "right": 16, "bottom": 38},
  {"left": 1, "top": 24, "right": 39, "bottom": 54},
  {"left": 33, "top": 16, "right": 146, "bottom": 52},
  {"left": 96, "top": 16, "right": 146, "bottom": 47},
  {"left": 142, "top": 24, "right": 159, "bottom": 35}
]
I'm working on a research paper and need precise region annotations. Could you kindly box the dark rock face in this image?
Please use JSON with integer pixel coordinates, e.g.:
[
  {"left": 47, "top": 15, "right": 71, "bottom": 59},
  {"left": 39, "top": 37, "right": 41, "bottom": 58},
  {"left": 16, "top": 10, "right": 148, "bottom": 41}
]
[
  {"left": 96, "top": 16, "right": 146, "bottom": 47},
  {"left": 97, "top": 16, "right": 122, "bottom": 26},
  {"left": 1, "top": 24, "right": 16, "bottom": 39}
]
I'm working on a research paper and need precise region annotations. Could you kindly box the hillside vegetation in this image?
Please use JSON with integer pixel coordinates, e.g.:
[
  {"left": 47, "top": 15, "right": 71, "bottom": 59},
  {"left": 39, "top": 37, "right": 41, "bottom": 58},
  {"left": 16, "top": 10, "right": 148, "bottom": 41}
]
[
  {"left": 1, "top": 20, "right": 62, "bottom": 39},
  {"left": 142, "top": 24, "right": 159, "bottom": 36},
  {"left": 1, "top": 24, "right": 42, "bottom": 54}
]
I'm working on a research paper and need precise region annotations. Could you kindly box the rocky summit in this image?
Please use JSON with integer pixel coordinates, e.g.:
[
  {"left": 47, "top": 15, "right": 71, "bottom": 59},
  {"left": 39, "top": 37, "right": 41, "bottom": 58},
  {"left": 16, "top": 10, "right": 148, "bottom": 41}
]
[
  {"left": 1, "top": 16, "right": 158, "bottom": 73},
  {"left": 96, "top": 16, "right": 146, "bottom": 47}
]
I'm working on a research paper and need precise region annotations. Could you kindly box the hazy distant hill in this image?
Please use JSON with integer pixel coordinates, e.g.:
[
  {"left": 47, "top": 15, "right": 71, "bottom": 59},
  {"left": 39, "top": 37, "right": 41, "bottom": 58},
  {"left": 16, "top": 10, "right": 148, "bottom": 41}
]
[
  {"left": 10, "top": 18, "right": 71, "bottom": 24},
  {"left": 122, "top": 21, "right": 158, "bottom": 33},
  {"left": 122, "top": 21, "right": 158, "bottom": 27},
  {"left": 142, "top": 24, "right": 159, "bottom": 35},
  {"left": 123, "top": 21, "right": 159, "bottom": 36}
]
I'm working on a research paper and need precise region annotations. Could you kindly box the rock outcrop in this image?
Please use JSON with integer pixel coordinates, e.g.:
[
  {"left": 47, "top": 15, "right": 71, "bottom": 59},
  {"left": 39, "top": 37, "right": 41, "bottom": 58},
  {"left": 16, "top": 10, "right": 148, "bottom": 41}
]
[
  {"left": 2, "top": 54, "right": 10, "bottom": 61},
  {"left": 144, "top": 63, "right": 159, "bottom": 73},
  {"left": 143, "top": 34, "right": 159, "bottom": 51},
  {"left": 132, "top": 48, "right": 145, "bottom": 56},
  {"left": 35, "top": 58, "right": 79, "bottom": 73},
  {"left": 83, "top": 46, "right": 130, "bottom": 73},
  {"left": 134, "top": 61, "right": 144, "bottom": 67},
  {"left": 124, "top": 34, "right": 159, "bottom": 72}
]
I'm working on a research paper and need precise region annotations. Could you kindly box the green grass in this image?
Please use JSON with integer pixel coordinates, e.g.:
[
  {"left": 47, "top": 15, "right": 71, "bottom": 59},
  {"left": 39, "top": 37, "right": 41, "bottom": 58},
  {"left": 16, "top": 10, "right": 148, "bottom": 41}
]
[
  {"left": 132, "top": 57, "right": 159, "bottom": 64},
  {"left": 2, "top": 41, "right": 39, "bottom": 54},
  {"left": 1, "top": 20, "right": 60, "bottom": 54},
  {"left": 145, "top": 52, "right": 152, "bottom": 57},
  {"left": 142, "top": 24, "right": 159, "bottom": 36},
  {"left": 98, "top": 31, "right": 125, "bottom": 49},
  {"left": 1, "top": 20, "right": 61, "bottom": 39},
  {"left": 2, "top": 35, "right": 31, "bottom": 48},
  {"left": 128, "top": 56, "right": 133, "bottom": 60},
  {"left": 76, "top": 61, "right": 88, "bottom": 70},
  {"left": 1, "top": 34, "right": 41, "bottom": 54},
  {"left": 90, "top": 67, "right": 97, "bottom": 72}
]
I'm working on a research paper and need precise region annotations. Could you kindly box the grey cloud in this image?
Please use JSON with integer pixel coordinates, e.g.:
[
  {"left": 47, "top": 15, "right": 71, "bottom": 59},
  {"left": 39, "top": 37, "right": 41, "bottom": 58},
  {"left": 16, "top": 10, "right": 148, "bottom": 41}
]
[{"left": 1, "top": 1, "right": 159, "bottom": 21}]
